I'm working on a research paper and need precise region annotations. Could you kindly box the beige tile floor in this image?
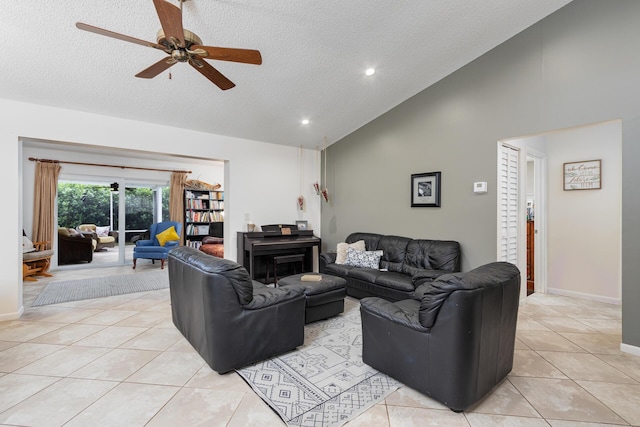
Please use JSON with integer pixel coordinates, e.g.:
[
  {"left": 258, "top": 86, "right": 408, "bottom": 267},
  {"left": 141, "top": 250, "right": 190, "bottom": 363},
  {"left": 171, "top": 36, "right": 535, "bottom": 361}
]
[{"left": 2, "top": 265, "right": 640, "bottom": 426}]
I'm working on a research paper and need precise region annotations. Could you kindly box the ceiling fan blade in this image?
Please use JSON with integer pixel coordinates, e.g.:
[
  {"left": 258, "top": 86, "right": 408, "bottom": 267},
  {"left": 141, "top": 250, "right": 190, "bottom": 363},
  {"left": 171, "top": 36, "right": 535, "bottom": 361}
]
[
  {"left": 153, "top": 0, "right": 185, "bottom": 48},
  {"left": 135, "top": 57, "right": 177, "bottom": 79},
  {"left": 76, "top": 22, "right": 166, "bottom": 51},
  {"left": 190, "top": 45, "right": 262, "bottom": 65},
  {"left": 189, "top": 60, "right": 235, "bottom": 90}
]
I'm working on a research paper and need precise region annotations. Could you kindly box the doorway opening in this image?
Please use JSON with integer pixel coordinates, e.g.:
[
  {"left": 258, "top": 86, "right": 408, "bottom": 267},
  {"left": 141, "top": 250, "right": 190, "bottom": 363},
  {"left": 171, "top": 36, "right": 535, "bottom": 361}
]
[
  {"left": 56, "top": 179, "right": 169, "bottom": 268},
  {"left": 498, "top": 119, "right": 621, "bottom": 304},
  {"left": 525, "top": 154, "right": 544, "bottom": 296}
]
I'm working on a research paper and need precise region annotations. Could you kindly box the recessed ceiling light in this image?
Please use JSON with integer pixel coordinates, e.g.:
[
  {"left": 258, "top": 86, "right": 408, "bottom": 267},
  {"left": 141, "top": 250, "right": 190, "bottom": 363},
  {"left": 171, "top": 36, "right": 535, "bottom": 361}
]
[
  {"left": 301, "top": 119, "right": 310, "bottom": 125},
  {"left": 365, "top": 68, "right": 376, "bottom": 76}
]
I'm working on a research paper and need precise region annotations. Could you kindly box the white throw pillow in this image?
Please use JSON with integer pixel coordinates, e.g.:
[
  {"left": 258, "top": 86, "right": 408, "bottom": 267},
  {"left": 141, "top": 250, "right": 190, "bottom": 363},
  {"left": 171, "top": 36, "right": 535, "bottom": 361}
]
[
  {"left": 96, "top": 226, "right": 110, "bottom": 237},
  {"left": 22, "top": 236, "right": 36, "bottom": 253},
  {"left": 344, "top": 248, "right": 383, "bottom": 269},
  {"left": 336, "top": 240, "right": 365, "bottom": 264}
]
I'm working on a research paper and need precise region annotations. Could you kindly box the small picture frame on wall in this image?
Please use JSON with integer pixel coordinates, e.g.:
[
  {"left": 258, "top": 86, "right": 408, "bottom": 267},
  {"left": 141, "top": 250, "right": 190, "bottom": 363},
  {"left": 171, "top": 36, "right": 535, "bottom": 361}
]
[
  {"left": 563, "top": 159, "right": 601, "bottom": 190},
  {"left": 411, "top": 172, "right": 441, "bottom": 207},
  {"left": 295, "top": 220, "right": 308, "bottom": 231}
]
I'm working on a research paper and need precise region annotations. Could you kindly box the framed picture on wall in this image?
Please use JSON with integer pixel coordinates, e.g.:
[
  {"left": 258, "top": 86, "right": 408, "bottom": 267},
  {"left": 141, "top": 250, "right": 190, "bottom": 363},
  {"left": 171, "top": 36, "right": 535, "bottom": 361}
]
[
  {"left": 563, "top": 159, "right": 601, "bottom": 190},
  {"left": 411, "top": 172, "right": 441, "bottom": 207}
]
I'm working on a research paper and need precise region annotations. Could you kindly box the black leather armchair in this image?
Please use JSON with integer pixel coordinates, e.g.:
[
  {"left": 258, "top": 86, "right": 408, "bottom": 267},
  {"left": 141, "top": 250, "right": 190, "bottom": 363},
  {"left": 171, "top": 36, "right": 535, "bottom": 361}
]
[
  {"left": 168, "top": 247, "right": 306, "bottom": 373},
  {"left": 360, "top": 262, "right": 521, "bottom": 412},
  {"left": 58, "top": 227, "right": 93, "bottom": 265}
]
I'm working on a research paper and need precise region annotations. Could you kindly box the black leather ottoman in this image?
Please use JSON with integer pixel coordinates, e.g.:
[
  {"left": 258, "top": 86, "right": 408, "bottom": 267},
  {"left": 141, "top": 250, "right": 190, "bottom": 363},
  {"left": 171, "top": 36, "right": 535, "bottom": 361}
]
[{"left": 278, "top": 274, "right": 347, "bottom": 323}]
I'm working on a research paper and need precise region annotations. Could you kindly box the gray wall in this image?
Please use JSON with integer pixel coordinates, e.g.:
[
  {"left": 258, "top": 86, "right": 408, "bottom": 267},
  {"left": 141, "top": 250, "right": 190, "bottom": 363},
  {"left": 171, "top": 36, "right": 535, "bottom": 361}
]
[{"left": 321, "top": 0, "right": 640, "bottom": 348}]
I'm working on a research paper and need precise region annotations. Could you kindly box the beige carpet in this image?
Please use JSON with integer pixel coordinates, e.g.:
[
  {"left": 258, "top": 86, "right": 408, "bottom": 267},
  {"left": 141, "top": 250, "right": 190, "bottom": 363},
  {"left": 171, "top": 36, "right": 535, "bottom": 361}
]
[{"left": 31, "top": 270, "right": 168, "bottom": 307}]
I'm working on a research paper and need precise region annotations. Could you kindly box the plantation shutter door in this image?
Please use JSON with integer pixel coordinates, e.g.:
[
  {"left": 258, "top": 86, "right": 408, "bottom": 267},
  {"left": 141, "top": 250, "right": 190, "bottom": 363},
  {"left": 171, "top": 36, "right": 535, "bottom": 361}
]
[{"left": 499, "top": 144, "right": 519, "bottom": 264}]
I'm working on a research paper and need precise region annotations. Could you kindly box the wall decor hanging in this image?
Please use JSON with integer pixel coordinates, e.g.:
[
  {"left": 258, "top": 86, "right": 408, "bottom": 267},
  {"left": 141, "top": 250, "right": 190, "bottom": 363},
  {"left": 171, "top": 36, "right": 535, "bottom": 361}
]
[
  {"left": 297, "top": 145, "right": 304, "bottom": 210},
  {"left": 563, "top": 159, "right": 601, "bottom": 190},
  {"left": 321, "top": 137, "right": 330, "bottom": 203},
  {"left": 411, "top": 171, "right": 441, "bottom": 207}
]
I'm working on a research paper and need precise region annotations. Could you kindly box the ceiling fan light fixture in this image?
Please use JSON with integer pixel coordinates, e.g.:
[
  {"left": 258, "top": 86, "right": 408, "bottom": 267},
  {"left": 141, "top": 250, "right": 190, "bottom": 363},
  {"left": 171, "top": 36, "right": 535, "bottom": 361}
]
[
  {"left": 171, "top": 49, "right": 189, "bottom": 62},
  {"left": 157, "top": 29, "right": 202, "bottom": 50}
]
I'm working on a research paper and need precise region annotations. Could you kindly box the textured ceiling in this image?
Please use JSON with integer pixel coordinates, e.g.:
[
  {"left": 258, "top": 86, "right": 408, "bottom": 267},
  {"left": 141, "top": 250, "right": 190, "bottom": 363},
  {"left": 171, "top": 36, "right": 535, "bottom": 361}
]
[{"left": 1, "top": 0, "right": 571, "bottom": 148}]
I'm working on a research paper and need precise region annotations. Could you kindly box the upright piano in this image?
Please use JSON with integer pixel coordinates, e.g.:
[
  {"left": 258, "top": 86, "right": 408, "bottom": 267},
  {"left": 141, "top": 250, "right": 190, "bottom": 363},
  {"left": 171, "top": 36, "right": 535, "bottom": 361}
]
[{"left": 237, "top": 230, "right": 321, "bottom": 280}]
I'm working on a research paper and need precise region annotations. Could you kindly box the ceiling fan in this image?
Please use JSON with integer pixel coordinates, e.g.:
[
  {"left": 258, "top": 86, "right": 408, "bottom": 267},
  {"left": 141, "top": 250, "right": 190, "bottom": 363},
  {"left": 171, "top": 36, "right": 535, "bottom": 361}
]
[{"left": 76, "top": 0, "right": 262, "bottom": 90}]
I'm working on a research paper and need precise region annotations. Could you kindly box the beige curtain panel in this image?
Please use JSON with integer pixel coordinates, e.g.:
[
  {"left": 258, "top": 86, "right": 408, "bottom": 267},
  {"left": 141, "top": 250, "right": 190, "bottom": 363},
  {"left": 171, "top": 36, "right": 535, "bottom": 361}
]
[
  {"left": 32, "top": 161, "right": 61, "bottom": 249},
  {"left": 170, "top": 171, "right": 188, "bottom": 244}
]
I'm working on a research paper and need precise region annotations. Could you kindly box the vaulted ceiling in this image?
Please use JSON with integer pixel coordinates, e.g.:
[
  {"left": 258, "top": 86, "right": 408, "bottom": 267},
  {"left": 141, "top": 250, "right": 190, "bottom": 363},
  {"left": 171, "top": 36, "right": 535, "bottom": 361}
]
[{"left": 1, "top": 1, "right": 571, "bottom": 148}]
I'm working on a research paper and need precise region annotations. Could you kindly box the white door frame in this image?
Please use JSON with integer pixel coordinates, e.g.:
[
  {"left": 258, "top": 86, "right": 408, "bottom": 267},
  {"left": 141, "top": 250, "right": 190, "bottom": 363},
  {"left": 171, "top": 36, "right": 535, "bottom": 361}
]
[{"left": 526, "top": 148, "right": 547, "bottom": 294}]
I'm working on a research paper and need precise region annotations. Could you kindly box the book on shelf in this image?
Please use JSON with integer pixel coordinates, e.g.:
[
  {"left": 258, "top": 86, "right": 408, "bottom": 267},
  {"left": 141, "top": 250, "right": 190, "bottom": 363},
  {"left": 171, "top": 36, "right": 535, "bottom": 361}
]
[
  {"left": 186, "top": 199, "right": 208, "bottom": 209},
  {"left": 186, "top": 224, "right": 214, "bottom": 235},
  {"left": 186, "top": 240, "right": 202, "bottom": 249},
  {"left": 186, "top": 190, "right": 224, "bottom": 200},
  {"left": 186, "top": 211, "right": 224, "bottom": 222}
]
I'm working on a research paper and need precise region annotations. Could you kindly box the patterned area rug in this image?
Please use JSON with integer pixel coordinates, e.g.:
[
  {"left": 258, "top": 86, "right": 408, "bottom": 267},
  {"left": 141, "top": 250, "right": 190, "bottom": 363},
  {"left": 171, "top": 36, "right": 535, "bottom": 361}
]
[
  {"left": 236, "top": 298, "right": 401, "bottom": 427},
  {"left": 31, "top": 270, "right": 169, "bottom": 307}
]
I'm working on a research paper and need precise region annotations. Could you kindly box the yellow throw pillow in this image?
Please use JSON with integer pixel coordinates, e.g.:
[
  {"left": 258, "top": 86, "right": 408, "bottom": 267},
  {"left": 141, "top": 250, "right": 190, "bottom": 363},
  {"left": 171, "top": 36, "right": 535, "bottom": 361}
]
[{"left": 156, "top": 226, "right": 180, "bottom": 246}]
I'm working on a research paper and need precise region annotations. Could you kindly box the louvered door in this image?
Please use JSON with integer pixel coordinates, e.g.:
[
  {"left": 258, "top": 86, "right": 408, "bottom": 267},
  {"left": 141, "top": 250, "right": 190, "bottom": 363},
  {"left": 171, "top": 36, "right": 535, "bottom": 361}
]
[{"left": 498, "top": 144, "right": 519, "bottom": 264}]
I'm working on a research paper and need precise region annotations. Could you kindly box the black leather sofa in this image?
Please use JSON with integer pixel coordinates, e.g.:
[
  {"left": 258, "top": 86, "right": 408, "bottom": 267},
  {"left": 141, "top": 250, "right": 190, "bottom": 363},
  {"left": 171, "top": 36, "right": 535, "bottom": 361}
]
[
  {"left": 168, "top": 247, "right": 306, "bottom": 373},
  {"left": 360, "top": 262, "right": 521, "bottom": 412},
  {"left": 319, "top": 232, "right": 461, "bottom": 301}
]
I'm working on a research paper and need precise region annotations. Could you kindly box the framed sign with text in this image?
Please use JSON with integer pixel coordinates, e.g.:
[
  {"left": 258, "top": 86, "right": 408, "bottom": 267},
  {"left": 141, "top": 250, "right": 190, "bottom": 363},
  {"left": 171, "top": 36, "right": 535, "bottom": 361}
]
[{"left": 563, "top": 160, "right": 601, "bottom": 191}]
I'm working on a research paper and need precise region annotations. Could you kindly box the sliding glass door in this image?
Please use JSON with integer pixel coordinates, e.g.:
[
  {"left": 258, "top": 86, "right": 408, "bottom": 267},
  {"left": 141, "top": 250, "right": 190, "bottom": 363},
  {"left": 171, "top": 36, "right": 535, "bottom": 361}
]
[
  {"left": 115, "top": 184, "right": 169, "bottom": 263},
  {"left": 57, "top": 180, "right": 123, "bottom": 266},
  {"left": 57, "top": 179, "right": 169, "bottom": 267}
]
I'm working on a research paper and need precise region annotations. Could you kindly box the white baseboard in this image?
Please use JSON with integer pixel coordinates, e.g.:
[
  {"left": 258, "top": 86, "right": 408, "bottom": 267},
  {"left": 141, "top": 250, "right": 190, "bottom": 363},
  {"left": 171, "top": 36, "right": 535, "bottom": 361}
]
[
  {"left": 0, "top": 305, "right": 24, "bottom": 321},
  {"left": 621, "top": 343, "right": 640, "bottom": 356},
  {"left": 546, "top": 287, "right": 621, "bottom": 305}
]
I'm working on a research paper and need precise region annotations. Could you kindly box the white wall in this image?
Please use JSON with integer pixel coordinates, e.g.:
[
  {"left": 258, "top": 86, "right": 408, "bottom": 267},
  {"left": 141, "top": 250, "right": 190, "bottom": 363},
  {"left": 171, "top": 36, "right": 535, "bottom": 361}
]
[
  {"left": 546, "top": 121, "right": 621, "bottom": 303},
  {"left": 2, "top": 98, "right": 321, "bottom": 320}
]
